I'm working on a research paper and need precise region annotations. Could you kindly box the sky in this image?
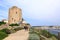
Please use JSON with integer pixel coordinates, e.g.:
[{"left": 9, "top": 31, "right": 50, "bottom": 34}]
[{"left": 0, "top": 0, "right": 60, "bottom": 26}]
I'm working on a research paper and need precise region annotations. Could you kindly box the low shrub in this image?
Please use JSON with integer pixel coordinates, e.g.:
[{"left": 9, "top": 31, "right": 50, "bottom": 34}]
[
  {"left": 0, "top": 21, "right": 6, "bottom": 26},
  {"left": 41, "top": 30, "right": 57, "bottom": 38},
  {"left": 41, "top": 30, "right": 50, "bottom": 38},
  {"left": 9, "top": 23, "right": 19, "bottom": 27},
  {"left": 0, "top": 28, "right": 11, "bottom": 34},
  {"left": 14, "top": 27, "right": 23, "bottom": 31},
  {"left": 28, "top": 33, "right": 40, "bottom": 40},
  {"left": 29, "top": 28, "right": 58, "bottom": 40},
  {"left": 29, "top": 29, "right": 35, "bottom": 34},
  {"left": 0, "top": 31, "right": 8, "bottom": 40}
]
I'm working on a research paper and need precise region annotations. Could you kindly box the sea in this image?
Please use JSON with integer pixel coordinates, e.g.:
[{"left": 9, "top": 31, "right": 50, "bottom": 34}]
[{"left": 47, "top": 29, "right": 60, "bottom": 36}]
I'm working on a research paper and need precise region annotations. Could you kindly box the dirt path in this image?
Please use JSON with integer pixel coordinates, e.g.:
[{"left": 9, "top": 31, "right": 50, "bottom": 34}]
[{"left": 3, "top": 30, "right": 29, "bottom": 40}]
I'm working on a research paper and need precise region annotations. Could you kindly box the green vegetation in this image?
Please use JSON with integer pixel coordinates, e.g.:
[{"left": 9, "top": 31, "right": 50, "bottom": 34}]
[
  {"left": 29, "top": 27, "right": 58, "bottom": 40},
  {"left": 9, "top": 23, "right": 19, "bottom": 27},
  {"left": 0, "top": 28, "right": 11, "bottom": 34},
  {"left": 0, "top": 32, "right": 8, "bottom": 40},
  {"left": 0, "top": 22, "right": 23, "bottom": 40},
  {"left": 41, "top": 30, "right": 55, "bottom": 38},
  {"left": 0, "top": 28, "right": 20, "bottom": 40},
  {"left": 9, "top": 23, "right": 24, "bottom": 32},
  {"left": 29, "top": 28, "right": 40, "bottom": 40},
  {"left": 29, "top": 33, "right": 40, "bottom": 40},
  {"left": 0, "top": 21, "right": 6, "bottom": 26},
  {"left": 14, "top": 27, "right": 24, "bottom": 31},
  {"left": 0, "top": 29, "right": 9, "bottom": 40}
]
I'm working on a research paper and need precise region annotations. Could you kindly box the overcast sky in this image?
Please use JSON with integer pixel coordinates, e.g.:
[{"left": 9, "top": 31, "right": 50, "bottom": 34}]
[{"left": 0, "top": 0, "right": 60, "bottom": 26}]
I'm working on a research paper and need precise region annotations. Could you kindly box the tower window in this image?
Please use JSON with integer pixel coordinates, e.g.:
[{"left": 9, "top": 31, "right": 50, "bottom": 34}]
[
  {"left": 12, "top": 18, "right": 13, "bottom": 20},
  {"left": 16, "top": 12, "right": 17, "bottom": 14}
]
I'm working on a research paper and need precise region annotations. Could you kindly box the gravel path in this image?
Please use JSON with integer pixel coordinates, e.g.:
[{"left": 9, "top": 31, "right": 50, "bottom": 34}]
[{"left": 3, "top": 30, "right": 29, "bottom": 40}]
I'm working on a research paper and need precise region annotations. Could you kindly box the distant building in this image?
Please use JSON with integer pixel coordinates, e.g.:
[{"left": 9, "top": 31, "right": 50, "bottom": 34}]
[
  {"left": 8, "top": 6, "right": 22, "bottom": 24},
  {"left": 2, "top": 19, "right": 8, "bottom": 23}
]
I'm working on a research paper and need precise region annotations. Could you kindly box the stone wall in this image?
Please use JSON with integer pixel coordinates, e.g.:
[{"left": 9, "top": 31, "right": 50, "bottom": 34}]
[{"left": 8, "top": 6, "right": 22, "bottom": 24}]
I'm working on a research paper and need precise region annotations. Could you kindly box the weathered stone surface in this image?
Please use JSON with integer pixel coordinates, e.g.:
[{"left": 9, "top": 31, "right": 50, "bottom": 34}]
[{"left": 8, "top": 6, "right": 22, "bottom": 24}]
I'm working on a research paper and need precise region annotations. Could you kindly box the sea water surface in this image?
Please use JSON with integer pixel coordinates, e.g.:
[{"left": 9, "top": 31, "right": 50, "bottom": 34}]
[{"left": 47, "top": 29, "right": 60, "bottom": 36}]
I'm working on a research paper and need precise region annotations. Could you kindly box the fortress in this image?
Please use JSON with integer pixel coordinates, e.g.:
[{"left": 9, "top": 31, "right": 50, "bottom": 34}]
[
  {"left": 0, "top": 6, "right": 30, "bottom": 30},
  {"left": 8, "top": 6, "right": 30, "bottom": 27},
  {"left": 8, "top": 6, "right": 22, "bottom": 24},
  {"left": 1, "top": 6, "right": 30, "bottom": 28}
]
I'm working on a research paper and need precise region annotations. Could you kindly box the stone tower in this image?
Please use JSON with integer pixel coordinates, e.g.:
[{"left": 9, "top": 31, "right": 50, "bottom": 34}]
[{"left": 8, "top": 6, "right": 22, "bottom": 24}]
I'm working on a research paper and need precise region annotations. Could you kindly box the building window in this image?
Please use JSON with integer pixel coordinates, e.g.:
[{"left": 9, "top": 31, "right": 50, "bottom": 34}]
[
  {"left": 16, "top": 12, "right": 17, "bottom": 14},
  {"left": 12, "top": 18, "right": 13, "bottom": 20}
]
